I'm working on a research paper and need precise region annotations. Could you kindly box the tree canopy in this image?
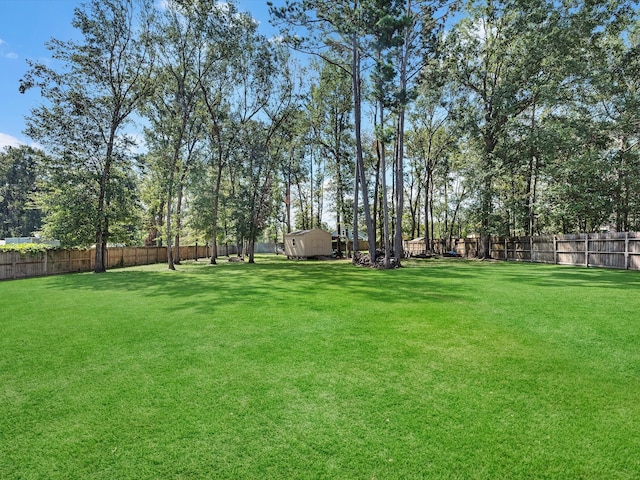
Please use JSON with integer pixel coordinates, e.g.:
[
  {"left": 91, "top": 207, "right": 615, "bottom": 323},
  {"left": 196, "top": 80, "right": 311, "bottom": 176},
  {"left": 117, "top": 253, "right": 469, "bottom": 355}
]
[{"left": 10, "top": 0, "right": 640, "bottom": 268}]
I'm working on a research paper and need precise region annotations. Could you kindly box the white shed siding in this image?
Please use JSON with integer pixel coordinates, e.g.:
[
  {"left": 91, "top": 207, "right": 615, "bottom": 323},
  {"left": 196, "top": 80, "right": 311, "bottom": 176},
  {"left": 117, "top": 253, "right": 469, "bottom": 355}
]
[{"left": 284, "top": 229, "right": 332, "bottom": 258}]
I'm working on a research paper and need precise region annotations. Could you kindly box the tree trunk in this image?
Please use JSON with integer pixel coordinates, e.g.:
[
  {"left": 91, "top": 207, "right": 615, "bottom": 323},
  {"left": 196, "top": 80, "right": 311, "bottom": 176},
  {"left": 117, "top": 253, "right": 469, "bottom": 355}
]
[
  {"left": 166, "top": 151, "right": 178, "bottom": 271},
  {"left": 448, "top": 186, "right": 466, "bottom": 250},
  {"left": 479, "top": 171, "right": 493, "bottom": 258},
  {"left": 423, "top": 170, "right": 432, "bottom": 254},
  {"left": 248, "top": 236, "right": 255, "bottom": 263},
  {"left": 378, "top": 101, "right": 391, "bottom": 268},
  {"left": 525, "top": 100, "right": 538, "bottom": 236},
  {"left": 94, "top": 132, "right": 116, "bottom": 273},
  {"left": 479, "top": 128, "right": 497, "bottom": 258},
  {"left": 309, "top": 146, "right": 314, "bottom": 228},
  {"left": 373, "top": 145, "right": 380, "bottom": 249},
  {"left": 174, "top": 178, "right": 184, "bottom": 265},
  {"left": 352, "top": 34, "right": 375, "bottom": 255},
  {"left": 94, "top": 229, "right": 106, "bottom": 273},
  {"left": 314, "top": 154, "right": 324, "bottom": 228},
  {"left": 429, "top": 176, "right": 435, "bottom": 249},
  {"left": 210, "top": 159, "right": 224, "bottom": 265},
  {"left": 334, "top": 125, "right": 346, "bottom": 256},
  {"left": 166, "top": 192, "right": 175, "bottom": 271},
  {"left": 286, "top": 166, "right": 292, "bottom": 234},
  {"left": 353, "top": 160, "right": 359, "bottom": 253},
  {"left": 394, "top": 0, "right": 411, "bottom": 266}
]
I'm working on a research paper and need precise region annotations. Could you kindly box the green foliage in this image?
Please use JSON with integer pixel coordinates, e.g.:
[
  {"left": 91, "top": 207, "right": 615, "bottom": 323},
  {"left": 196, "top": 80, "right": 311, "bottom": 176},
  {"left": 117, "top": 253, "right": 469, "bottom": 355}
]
[
  {"left": 21, "top": 0, "right": 156, "bottom": 268},
  {"left": 0, "top": 243, "right": 51, "bottom": 255},
  {"left": 33, "top": 159, "right": 141, "bottom": 248},
  {"left": 14, "top": 0, "right": 640, "bottom": 263},
  {"left": 0, "top": 146, "right": 43, "bottom": 238},
  {"left": 230, "top": 121, "right": 279, "bottom": 245},
  {"left": 35, "top": 178, "right": 99, "bottom": 247},
  {"left": 1, "top": 258, "right": 640, "bottom": 478},
  {"left": 433, "top": 0, "right": 640, "bottom": 242},
  {"left": 307, "top": 59, "right": 354, "bottom": 232}
]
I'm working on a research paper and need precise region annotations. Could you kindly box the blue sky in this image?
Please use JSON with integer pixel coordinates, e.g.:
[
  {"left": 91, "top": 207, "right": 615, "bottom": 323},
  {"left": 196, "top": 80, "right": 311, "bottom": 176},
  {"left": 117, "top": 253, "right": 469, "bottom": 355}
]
[{"left": 0, "top": 0, "right": 279, "bottom": 150}]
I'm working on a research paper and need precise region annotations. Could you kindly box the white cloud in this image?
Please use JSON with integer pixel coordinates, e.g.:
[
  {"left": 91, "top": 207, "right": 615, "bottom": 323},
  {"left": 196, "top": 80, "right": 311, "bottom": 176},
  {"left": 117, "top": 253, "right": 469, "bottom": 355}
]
[
  {"left": 0, "top": 38, "right": 18, "bottom": 59},
  {"left": 0, "top": 133, "right": 23, "bottom": 150},
  {"left": 214, "top": 2, "right": 232, "bottom": 14},
  {"left": 469, "top": 19, "right": 496, "bottom": 43}
]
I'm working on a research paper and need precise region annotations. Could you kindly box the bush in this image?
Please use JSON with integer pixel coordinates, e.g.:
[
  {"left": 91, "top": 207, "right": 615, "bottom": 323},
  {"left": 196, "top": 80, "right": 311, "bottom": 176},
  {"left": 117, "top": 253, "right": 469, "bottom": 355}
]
[{"left": 0, "top": 243, "right": 52, "bottom": 256}]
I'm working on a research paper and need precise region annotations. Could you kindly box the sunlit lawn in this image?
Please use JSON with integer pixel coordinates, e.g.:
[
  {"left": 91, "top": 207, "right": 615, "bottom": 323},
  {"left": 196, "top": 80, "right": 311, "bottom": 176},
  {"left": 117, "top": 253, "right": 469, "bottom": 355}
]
[{"left": 1, "top": 255, "right": 639, "bottom": 479}]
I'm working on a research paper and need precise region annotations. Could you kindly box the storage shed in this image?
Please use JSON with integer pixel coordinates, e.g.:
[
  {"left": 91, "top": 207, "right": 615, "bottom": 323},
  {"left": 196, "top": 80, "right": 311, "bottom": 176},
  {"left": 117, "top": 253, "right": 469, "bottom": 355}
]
[
  {"left": 284, "top": 229, "right": 332, "bottom": 259},
  {"left": 405, "top": 237, "right": 429, "bottom": 257}
]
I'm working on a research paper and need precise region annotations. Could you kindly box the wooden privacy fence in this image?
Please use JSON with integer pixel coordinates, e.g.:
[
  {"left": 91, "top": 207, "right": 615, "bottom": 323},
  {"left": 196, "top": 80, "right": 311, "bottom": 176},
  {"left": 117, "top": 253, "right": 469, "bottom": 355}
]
[
  {"left": 0, "top": 242, "right": 285, "bottom": 281},
  {"left": 0, "top": 245, "right": 211, "bottom": 281},
  {"left": 454, "top": 232, "right": 640, "bottom": 270}
]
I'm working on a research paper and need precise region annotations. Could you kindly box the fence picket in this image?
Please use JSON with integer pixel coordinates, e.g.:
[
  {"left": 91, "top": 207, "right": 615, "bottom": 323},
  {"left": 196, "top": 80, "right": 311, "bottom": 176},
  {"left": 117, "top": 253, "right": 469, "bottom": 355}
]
[
  {"left": 402, "top": 232, "right": 640, "bottom": 272},
  {"left": 0, "top": 242, "right": 281, "bottom": 281}
]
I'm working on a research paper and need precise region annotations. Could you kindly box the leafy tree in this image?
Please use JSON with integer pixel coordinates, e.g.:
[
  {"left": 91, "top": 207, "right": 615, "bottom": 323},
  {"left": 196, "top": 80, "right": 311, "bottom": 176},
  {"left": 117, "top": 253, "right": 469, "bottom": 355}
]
[
  {"left": 279, "top": 108, "right": 309, "bottom": 235},
  {"left": 443, "top": 1, "right": 536, "bottom": 255},
  {"left": 219, "top": 27, "right": 297, "bottom": 263},
  {"left": 143, "top": 0, "right": 206, "bottom": 269},
  {"left": 406, "top": 84, "right": 458, "bottom": 250},
  {"left": 272, "top": 0, "right": 453, "bottom": 266},
  {"left": 270, "top": 0, "right": 376, "bottom": 256},
  {"left": 195, "top": 2, "right": 263, "bottom": 264},
  {"left": 369, "top": 0, "right": 407, "bottom": 267},
  {"left": 21, "top": 0, "right": 155, "bottom": 269},
  {"left": 231, "top": 121, "right": 275, "bottom": 261},
  {"left": 588, "top": 19, "right": 640, "bottom": 231},
  {"left": 539, "top": 115, "right": 613, "bottom": 232},
  {"left": 391, "top": 0, "right": 455, "bottom": 262},
  {"left": 440, "top": 0, "right": 632, "bottom": 255},
  {"left": 34, "top": 150, "right": 142, "bottom": 247},
  {"left": 0, "top": 146, "right": 43, "bottom": 239},
  {"left": 500, "top": 1, "right": 637, "bottom": 236},
  {"left": 232, "top": 104, "right": 298, "bottom": 263},
  {"left": 138, "top": 160, "right": 166, "bottom": 246},
  {"left": 307, "top": 58, "right": 354, "bottom": 253}
]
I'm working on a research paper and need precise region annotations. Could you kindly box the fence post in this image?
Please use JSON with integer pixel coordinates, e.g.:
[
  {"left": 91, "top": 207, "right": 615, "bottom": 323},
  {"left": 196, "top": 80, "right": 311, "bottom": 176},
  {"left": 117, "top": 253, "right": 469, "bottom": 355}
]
[
  {"left": 505, "top": 238, "right": 508, "bottom": 261},
  {"left": 553, "top": 235, "right": 558, "bottom": 264}
]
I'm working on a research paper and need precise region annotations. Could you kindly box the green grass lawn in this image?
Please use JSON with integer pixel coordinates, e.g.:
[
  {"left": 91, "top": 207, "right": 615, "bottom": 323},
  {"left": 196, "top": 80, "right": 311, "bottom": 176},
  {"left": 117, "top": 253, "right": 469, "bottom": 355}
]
[{"left": 1, "top": 256, "right": 639, "bottom": 479}]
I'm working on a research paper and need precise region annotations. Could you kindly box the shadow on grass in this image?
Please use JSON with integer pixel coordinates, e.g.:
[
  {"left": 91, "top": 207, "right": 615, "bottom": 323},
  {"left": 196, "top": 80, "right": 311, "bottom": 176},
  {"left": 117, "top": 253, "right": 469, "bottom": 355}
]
[
  {"left": 41, "top": 257, "right": 467, "bottom": 316},
  {"left": 491, "top": 261, "right": 640, "bottom": 290},
  {"left": 40, "top": 256, "right": 640, "bottom": 319}
]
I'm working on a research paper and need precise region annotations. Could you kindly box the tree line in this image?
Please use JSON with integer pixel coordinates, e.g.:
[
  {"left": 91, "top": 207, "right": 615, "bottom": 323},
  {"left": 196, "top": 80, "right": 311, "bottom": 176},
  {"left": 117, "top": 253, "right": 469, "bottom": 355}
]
[{"left": 1, "top": 0, "right": 637, "bottom": 270}]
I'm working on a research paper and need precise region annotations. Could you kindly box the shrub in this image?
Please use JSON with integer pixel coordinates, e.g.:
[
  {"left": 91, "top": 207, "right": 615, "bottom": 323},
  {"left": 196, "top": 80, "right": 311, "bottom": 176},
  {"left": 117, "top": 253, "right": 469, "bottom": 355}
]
[{"left": 0, "top": 243, "right": 52, "bottom": 256}]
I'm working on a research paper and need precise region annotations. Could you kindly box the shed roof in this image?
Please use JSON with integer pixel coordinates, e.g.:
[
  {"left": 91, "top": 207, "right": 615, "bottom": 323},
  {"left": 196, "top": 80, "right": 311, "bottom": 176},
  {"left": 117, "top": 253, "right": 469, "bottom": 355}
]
[{"left": 286, "top": 229, "right": 330, "bottom": 236}]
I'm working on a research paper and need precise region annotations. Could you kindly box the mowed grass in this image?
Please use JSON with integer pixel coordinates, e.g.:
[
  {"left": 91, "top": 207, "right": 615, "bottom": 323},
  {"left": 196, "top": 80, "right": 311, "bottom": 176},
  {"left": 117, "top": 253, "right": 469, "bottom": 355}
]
[{"left": 1, "top": 256, "right": 639, "bottom": 479}]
